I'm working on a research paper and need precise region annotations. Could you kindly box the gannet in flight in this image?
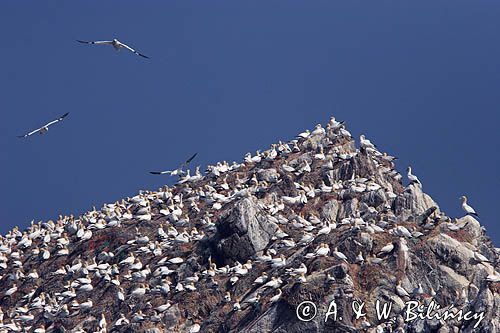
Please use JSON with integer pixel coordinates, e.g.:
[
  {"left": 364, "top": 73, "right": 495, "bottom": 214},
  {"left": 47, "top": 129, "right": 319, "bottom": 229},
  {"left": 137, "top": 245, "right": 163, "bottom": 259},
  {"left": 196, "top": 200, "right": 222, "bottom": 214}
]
[
  {"left": 460, "top": 196, "right": 478, "bottom": 217},
  {"left": 17, "top": 112, "right": 69, "bottom": 138},
  {"left": 407, "top": 166, "right": 421, "bottom": 185},
  {"left": 150, "top": 153, "right": 198, "bottom": 175},
  {"left": 77, "top": 38, "right": 150, "bottom": 59}
]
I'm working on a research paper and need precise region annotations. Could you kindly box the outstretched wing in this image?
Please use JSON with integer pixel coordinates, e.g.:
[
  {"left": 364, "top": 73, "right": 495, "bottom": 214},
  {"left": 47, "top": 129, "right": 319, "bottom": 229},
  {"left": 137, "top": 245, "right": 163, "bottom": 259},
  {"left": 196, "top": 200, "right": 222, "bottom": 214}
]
[
  {"left": 44, "top": 112, "right": 70, "bottom": 127},
  {"left": 149, "top": 170, "right": 171, "bottom": 175},
  {"left": 184, "top": 153, "right": 198, "bottom": 166},
  {"left": 120, "top": 42, "right": 150, "bottom": 59},
  {"left": 77, "top": 40, "right": 113, "bottom": 45},
  {"left": 18, "top": 112, "right": 69, "bottom": 139},
  {"left": 18, "top": 127, "right": 42, "bottom": 138}
]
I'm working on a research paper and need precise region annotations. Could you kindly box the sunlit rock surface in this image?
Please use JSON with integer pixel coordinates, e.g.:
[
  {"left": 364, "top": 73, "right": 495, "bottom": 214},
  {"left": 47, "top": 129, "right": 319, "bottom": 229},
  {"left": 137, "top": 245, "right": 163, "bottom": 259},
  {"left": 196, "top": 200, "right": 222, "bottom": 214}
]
[{"left": 0, "top": 118, "right": 498, "bottom": 332}]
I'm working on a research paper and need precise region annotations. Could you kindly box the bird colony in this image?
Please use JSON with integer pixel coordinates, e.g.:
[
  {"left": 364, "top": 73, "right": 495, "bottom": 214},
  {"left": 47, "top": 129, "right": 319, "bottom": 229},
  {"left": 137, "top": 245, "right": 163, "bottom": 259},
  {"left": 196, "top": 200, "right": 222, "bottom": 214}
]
[{"left": 1, "top": 118, "right": 499, "bottom": 332}]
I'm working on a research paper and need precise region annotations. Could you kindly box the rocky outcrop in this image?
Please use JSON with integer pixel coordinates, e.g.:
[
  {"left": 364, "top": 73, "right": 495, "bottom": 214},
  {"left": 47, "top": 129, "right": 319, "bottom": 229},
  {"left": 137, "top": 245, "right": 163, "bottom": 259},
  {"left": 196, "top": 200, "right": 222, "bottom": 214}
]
[
  {"left": 214, "top": 198, "right": 278, "bottom": 263},
  {"left": 0, "top": 118, "right": 498, "bottom": 332}
]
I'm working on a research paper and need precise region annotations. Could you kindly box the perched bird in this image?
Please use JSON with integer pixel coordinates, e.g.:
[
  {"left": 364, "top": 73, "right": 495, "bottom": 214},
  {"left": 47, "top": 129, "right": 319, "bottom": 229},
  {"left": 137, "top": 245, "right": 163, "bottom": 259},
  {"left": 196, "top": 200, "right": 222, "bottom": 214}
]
[
  {"left": 77, "top": 38, "right": 149, "bottom": 58},
  {"left": 485, "top": 274, "right": 500, "bottom": 283},
  {"left": 460, "top": 196, "right": 478, "bottom": 217},
  {"left": 377, "top": 243, "right": 394, "bottom": 256},
  {"left": 407, "top": 166, "right": 421, "bottom": 186},
  {"left": 18, "top": 112, "right": 69, "bottom": 138},
  {"left": 360, "top": 134, "right": 376, "bottom": 149},
  {"left": 355, "top": 252, "right": 364, "bottom": 264},
  {"left": 269, "top": 289, "right": 282, "bottom": 303},
  {"left": 473, "top": 251, "right": 489, "bottom": 263},
  {"left": 297, "top": 129, "right": 310, "bottom": 139},
  {"left": 332, "top": 247, "right": 348, "bottom": 262},
  {"left": 99, "top": 313, "right": 107, "bottom": 329},
  {"left": 395, "top": 282, "right": 410, "bottom": 298}
]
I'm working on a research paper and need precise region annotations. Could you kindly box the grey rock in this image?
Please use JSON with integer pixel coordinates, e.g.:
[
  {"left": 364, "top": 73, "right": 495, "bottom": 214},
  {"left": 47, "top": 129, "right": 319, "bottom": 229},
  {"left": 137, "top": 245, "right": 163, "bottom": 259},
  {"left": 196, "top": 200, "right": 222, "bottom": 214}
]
[
  {"left": 321, "top": 200, "right": 339, "bottom": 222},
  {"left": 257, "top": 168, "right": 280, "bottom": 183},
  {"left": 215, "top": 197, "right": 278, "bottom": 262}
]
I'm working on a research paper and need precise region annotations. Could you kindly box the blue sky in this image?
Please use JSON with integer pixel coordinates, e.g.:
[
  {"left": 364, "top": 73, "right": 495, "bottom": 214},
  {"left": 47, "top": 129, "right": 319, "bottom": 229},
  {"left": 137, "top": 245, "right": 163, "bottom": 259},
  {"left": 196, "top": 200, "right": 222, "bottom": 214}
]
[{"left": 1, "top": 1, "right": 499, "bottom": 245}]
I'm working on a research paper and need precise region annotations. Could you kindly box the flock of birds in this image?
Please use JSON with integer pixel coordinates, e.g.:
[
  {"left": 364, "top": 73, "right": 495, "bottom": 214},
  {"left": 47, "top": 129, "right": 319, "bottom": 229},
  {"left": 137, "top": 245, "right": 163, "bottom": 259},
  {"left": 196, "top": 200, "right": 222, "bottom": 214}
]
[
  {"left": 13, "top": 36, "right": 482, "bottom": 222},
  {"left": 17, "top": 38, "right": 148, "bottom": 138},
  {"left": 3, "top": 114, "right": 498, "bottom": 332}
]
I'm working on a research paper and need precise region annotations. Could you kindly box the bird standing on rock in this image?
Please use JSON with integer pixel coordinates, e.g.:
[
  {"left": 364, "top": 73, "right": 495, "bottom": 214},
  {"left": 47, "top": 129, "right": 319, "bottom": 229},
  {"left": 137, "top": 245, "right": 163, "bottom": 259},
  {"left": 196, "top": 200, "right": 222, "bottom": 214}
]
[
  {"left": 460, "top": 196, "right": 479, "bottom": 218},
  {"left": 407, "top": 166, "right": 421, "bottom": 186}
]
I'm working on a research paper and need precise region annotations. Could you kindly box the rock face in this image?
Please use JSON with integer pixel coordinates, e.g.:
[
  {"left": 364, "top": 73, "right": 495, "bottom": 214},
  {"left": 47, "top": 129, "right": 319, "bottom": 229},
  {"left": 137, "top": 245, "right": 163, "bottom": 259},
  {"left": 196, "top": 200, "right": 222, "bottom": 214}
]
[
  {"left": 0, "top": 117, "right": 498, "bottom": 333},
  {"left": 214, "top": 198, "right": 278, "bottom": 263}
]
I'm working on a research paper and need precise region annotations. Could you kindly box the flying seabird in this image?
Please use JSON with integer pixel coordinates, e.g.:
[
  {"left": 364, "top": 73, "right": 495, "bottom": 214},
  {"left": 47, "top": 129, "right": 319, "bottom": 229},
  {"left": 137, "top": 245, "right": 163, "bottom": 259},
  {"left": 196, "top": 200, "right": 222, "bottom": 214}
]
[
  {"left": 17, "top": 112, "right": 69, "bottom": 138},
  {"left": 77, "top": 38, "right": 150, "bottom": 59},
  {"left": 150, "top": 153, "right": 198, "bottom": 175},
  {"left": 460, "top": 196, "right": 478, "bottom": 217}
]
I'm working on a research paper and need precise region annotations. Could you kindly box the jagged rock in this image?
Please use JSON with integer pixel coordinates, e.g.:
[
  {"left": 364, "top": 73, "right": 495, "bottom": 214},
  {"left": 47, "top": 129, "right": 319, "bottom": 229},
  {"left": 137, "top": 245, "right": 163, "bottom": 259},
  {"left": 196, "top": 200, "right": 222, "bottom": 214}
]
[
  {"left": 0, "top": 119, "right": 497, "bottom": 333},
  {"left": 438, "top": 265, "right": 470, "bottom": 290},
  {"left": 257, "top": 168, "right": 279, "bottom": 183},
  {"left": 215, "top": 197, "right": 278, "bottom": 262},
  {"left": 394, "top": 184, "right": 439, "bottom": 219},
  {"left": 320, "top": 200, "right": 339, "bottom": 222}
]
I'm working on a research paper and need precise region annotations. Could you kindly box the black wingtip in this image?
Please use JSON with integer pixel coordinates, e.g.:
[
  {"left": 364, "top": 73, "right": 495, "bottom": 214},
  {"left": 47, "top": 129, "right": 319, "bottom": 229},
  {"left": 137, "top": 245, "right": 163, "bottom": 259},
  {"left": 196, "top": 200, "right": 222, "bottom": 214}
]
[
  {"left": 139, "top": 53, "right": 150, "bottom": 59},
  {"left": 150, "top": 171, "right": 160, "bottom": 175},
  {"left": 185, "top": 152, "right": 198, "bottom": 164}
]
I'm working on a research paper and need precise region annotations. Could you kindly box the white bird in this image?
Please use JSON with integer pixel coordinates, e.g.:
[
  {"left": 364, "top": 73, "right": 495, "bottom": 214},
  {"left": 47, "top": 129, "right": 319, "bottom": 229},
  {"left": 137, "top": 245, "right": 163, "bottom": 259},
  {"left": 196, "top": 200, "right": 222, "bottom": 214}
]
[
  {"left": 99, "top": 313, "right": 107, "bottom": 329},
  {"left": 263, "top": 277, "right": 282, "bottom": 289},
  {"left": 485, "top": 274, "right": 500, "bottom": 283},
  {"left": 297, "top": 130, "right": 310, "bottom": 139},
  {"left": 115, "top": 313, "right": 130, "bottom": 326},
  {"left": 5, "top": 284, "right": 17, "bottom": 296},
  {"left": 313, "top": 243, "right": 330, "bottom": 257},
  {"left": 189, "top": 324, "right": 201, "bottom": 333},
  {"left": 233, "top": 302, "right": 241, "bottom": 312},
  {"left": 311, "top": 124, "right": 325, "bottom": 136},
  {"left": 150, "top": 153, "right": 197, "bottom": 175},
  {"left": 77, "top": 38, "right": 149, "bottom": 58},
  {"left": 117, "top": 287, "right": 125, "bottom": 301},
  {"left": 18, "top": 112, "right": 69, "bottom": 138},
  {"left": 332, "top": 247, "right": 348, "bottom": 261},
  {"left": 407, "top": 166, "right": 421, "bottom": 186},
  {"left": 287, "top": 263, "right": 307, "bottom": 276},
  {"left": 473, "top": 251, "right": 489, "bottom": 263},
  {"left": 253, "top": 272, "right": 268, "bottom": 285},
  {"left": 413, "top": 283, "right": 424, "bottom": 296},
  {"left": 270, "top": 254, "right": 286, "bottom": 268},
  {"left": 360, "top": 134, "right": 376, "bottom": 149},
  {"left": 269, "top": 289, "right": 282, "bottom": 303},
  {"left": 395, "top": 282, "right": 410, "bottom": 298},
  {"left": 378, "top": 243, "right": 395, "bottom": 256},
  {"left": 131, "top": 284, "right": 147, "bottom": 297},
  {"left": 156, "top": 302, "right": 172, "bottom": 312},
  {"left": 355, "top": 252, "right": 364, "bottom": 264},
  {"left": 460, "top": 196, "right": 478, "bottom": 217},
  {"left": 317, "top": 222, "right": 334, "bottom": 236}
]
